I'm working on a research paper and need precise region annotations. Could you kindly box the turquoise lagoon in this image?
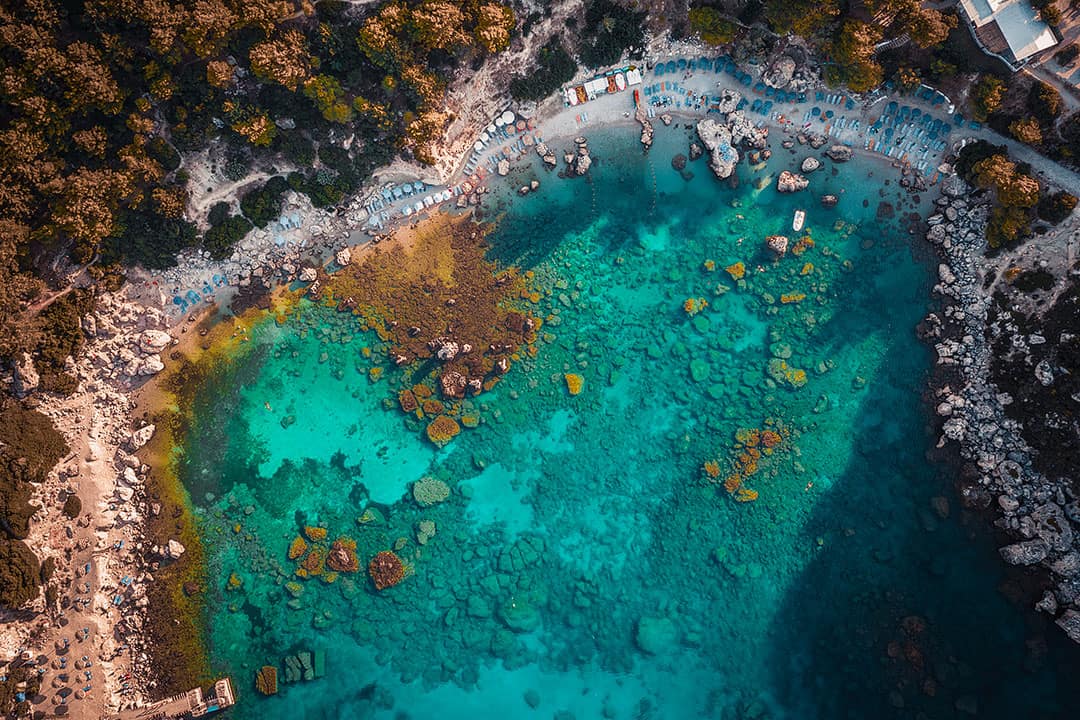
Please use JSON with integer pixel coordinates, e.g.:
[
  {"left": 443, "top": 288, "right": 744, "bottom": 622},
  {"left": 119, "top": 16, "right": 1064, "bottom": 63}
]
[{"left": 179, "top": 127, "right": 1080, "bottom": 719}]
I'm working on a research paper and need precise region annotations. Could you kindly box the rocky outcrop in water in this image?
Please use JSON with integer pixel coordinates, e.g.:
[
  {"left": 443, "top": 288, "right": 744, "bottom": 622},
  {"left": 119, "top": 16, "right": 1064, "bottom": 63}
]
[
  {"left": 924, "top": 176, "right": 1080, "bottom": 644},
  {"left": 800, "top": 157, "right": 821, "bottom": 174},
  {"left": 826, "top": 145, "right": 852, "bottom": 162},
  {"left": 696, "top": 90, "right": 768, "bottom": 181},
  {"left": 776, "top": 171, "right": 808, "bottom": 193},
  {"left": 697, "top": 119, "right": 737, "bottom": 179}
]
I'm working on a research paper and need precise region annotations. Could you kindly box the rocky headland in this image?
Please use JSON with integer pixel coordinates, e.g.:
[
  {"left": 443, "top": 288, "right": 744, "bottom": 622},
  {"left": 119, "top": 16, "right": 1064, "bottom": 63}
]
[{"left": 924, "top": 176, "right": 1080, "bottom": 642}]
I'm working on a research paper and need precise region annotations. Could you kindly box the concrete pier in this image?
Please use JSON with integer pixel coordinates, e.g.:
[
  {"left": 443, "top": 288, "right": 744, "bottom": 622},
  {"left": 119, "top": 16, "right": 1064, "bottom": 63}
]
[{"left": 112, "top": 678, "right": 235, "bottom": 719}]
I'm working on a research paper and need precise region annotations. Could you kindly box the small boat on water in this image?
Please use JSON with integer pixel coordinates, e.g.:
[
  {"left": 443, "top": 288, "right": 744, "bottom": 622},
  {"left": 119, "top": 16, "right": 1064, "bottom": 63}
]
[
  {"left": 792, "top": 209, "right": 806, "bottom": 232},
  {"left": 615, "top": 72, "right": 627, "bottom": 91}
]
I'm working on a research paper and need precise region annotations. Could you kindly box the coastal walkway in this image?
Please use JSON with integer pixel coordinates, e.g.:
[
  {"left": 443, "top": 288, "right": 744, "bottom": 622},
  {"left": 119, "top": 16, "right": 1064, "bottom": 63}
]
[{"left": 110, "top": 678, "right": 235, "bottom": 720}]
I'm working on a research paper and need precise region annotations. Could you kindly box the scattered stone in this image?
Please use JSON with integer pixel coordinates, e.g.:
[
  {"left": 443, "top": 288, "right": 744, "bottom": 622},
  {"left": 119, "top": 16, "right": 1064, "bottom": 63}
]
[{"left": 801, "top": 157, "right": 821, "bottom": 173}]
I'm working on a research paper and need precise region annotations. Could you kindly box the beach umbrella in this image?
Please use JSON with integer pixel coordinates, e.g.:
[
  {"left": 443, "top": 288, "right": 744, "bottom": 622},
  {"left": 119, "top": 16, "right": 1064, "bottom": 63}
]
[
  {"left": 666, "top": 60, "right": 676, "bottom": 72},
  {"left": 911, "top": 108, "right": 922, "bottom": 119},
  {"left": 811, "top": 107, "right": 821, "bottom": 116},
  {"left": 825, "top": 110, "right": 834, "bottom": 118},
  {"left": 655, "top": 64, "right": 665, "bottom": 76},
  {"left": 887, "top": 101, "right": 898, "bottom": 114},
  {"left": 688, "top": 60, "right": 696, "bottom": 70},
  {"left": 501, "top": 110, "right": 516, "bottom": 125},
  {"left": 764, "top": 86, "right": 774, "bottom": 97},
  {"left": 494, "top": 115, "right": 505, "bottom": 127},
  {"left": 677, "top": 58, "right": 687, "bottom": 69},
  {"left": 473, "top": 141, "right": 483, "bottom": 152}
]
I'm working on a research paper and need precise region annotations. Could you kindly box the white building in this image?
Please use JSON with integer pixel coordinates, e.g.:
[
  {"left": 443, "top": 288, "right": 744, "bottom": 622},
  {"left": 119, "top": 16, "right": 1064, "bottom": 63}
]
[{"left": 959, "top": 0, "right": 1058, "bottom": 66}]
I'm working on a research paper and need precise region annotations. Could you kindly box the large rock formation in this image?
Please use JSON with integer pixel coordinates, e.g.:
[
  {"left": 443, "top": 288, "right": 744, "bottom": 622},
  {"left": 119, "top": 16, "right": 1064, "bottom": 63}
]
[
  {"left": 826, "top": 145, "right": 853, "bottom": 162},
  {"left": 777, "top": 171, "right": 809, "bottom": 193},
  {"left": 697, "top": 119, "right": 738, "bottom": 180},
  {"left": 695, "top": 90, "right": 768, "bottom": 182}
]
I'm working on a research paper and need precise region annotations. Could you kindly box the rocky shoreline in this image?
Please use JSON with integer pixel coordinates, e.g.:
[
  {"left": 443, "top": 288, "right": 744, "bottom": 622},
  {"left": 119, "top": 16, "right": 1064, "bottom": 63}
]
[{"left": 923, "top": 176, "right": 1080, "bottom": 643}]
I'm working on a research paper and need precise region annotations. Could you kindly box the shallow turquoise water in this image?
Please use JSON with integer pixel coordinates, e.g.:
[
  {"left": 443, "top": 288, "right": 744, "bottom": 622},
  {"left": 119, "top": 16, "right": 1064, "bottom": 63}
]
[{"left": 179, "top": 128, "right": 1080, "bottom": 719}]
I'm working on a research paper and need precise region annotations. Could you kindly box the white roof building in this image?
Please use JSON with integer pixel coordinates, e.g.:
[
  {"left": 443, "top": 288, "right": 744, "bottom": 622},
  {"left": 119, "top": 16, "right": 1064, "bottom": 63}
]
[{"left": 959, "top": 0, "right": 1057, "bottom": 64}]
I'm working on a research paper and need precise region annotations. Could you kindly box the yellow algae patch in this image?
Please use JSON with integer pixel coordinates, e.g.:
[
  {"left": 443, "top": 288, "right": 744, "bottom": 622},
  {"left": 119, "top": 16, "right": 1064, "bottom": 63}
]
[
  {"left": 303, "top": 526, "right": 327, "bottom": 542},
  {"left": 426, "top": 415, "right": 461, "bottom": 446},
  {"left": 800, "top": 262, "right": 814, "bottom": 275},
  {"left": 324, "top": 213, "right": 539, "bottom": 401},
  {"left": 287, "top": 536, "right": 308, "bottom": 560},
  {"left": 564, "top": 373, "right": 584, "bottom": 395},
  {"left": 780, "top": 293, "right": 806, "bottom": 304},
  {"left": 791, "top": 235, "right": 815, "bottom": 256},
  {"left": 735, "top": 488, "right": 759, "bottom": 502},
  {"left": 682, "top": 297, "right": 708, "bottom": 316},
  {"left": 725, "top": 262, "right": 745, "bottom": 280},
  {"left": 703, "top": 259, "right": 716, "bottom": 272}
]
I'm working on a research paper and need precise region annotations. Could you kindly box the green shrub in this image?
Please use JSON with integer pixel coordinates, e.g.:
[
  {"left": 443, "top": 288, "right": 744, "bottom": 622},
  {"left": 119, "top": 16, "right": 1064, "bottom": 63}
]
[
  {"left": 688, "top": 7, "right": 737, "bottom": 45},
  {"left": 1037, "top": 190, "right": 1078, "bottom": 224},
  {"left": 0, "top": 538, "right": 40, "bottom": 608},
  {"left": 1055, "top": 44, "right": 1079, "bottom": 66},
  {"left": 101, "top": 208, "right": 200, "bottom": 270},
  {"left": 510, "top": 39, "right": 577, "bottom": 102},
  {"left": 579, "top": 0, "right": 646, "bottom": 68},
  {"left": 240, "top": 175, "right": 289, "bottom": 228},
  {"left": 62, "top": 493, "right": 82, "bottom": 519},
  {"left": 203, "top": 215, "right": 253, "bottom": 259}
]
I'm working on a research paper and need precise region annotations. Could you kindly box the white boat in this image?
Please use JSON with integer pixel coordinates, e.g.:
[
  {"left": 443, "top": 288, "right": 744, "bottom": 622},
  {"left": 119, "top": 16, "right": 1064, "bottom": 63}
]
[
  {"left": 615, "top": 72, "right": 626, "bottom": 91},
  {"left": 792, "top": 209, "right": 805, "bottom": 232}
]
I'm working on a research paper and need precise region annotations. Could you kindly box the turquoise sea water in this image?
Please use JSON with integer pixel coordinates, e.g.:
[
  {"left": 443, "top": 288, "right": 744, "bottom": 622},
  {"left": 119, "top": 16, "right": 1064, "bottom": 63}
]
[{"left": 179, "top": 128, "right": 1080, "bottom": 719}]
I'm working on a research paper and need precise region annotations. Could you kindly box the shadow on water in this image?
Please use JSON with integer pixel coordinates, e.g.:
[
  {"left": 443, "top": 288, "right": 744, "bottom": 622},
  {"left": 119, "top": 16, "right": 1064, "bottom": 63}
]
[{"left": 762, "top": 340, "right": 1080, "bottom": 718}]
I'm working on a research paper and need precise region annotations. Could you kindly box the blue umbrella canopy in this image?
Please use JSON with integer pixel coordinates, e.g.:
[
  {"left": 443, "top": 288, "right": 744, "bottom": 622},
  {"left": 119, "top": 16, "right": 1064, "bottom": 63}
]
[
  {"left": 825, "top": 109, "right": 834, "bottom": 118},
  {"left": 811, "top": 107, "right": 821, "bottom": 116}
]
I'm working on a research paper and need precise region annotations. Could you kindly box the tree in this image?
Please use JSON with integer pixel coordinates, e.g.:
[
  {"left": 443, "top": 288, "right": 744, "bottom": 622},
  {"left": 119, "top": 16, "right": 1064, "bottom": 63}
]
[
  {"left": 303, "top": 75, "right": 353, "bottom": 123},
  {"left": 474, "top": 3, "right": 515, "bottom": 53},
  {"left": 971, "top": 75, "right": 1005, "bottom": 121},
  {"left": 689, "top": 7, "right": 737, "bottom": 46},
  {"left": 1028, "top": 81, "right": 1061, "bottom": 123},
  {"left": 895, "top": 66, "right": 920, "bottom": 92},
  {"left": 894, "top": 0, "right": 955, "bottom": 47},
  {"left": 249, "top": 30, "right": 311, "bottom": 91},
  {"left": 206, "top": 60, "right": 235, "bottom": 88},
  {"left": 1037, "top": 191, "right": 1078, "bottom": 224},
  {"left": 0, "top": 539, "right": 39, "bottom": 608},
  {"left": 409, "top": 1, "right": 468, "bottom": 51},
  {"left": 1009, "top": 117, "right": 1043, "bottom": 145},
  {"left": 827, "top": 21, "right": 883, "bottom": 93},
  {"left": 203, "top": 214, "right": 253, "bottom": 259},
  {"left": 509, "top": 38, "right": 577, "bottom": 102},
  {"left": 765, "top": 0, "right": 839, "bottom": 37}
]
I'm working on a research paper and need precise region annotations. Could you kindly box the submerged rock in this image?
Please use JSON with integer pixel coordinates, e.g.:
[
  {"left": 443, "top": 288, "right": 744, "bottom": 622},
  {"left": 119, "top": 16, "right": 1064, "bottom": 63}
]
[{"left": 635, "top": 616, "right": 678, "bottom": 654}]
